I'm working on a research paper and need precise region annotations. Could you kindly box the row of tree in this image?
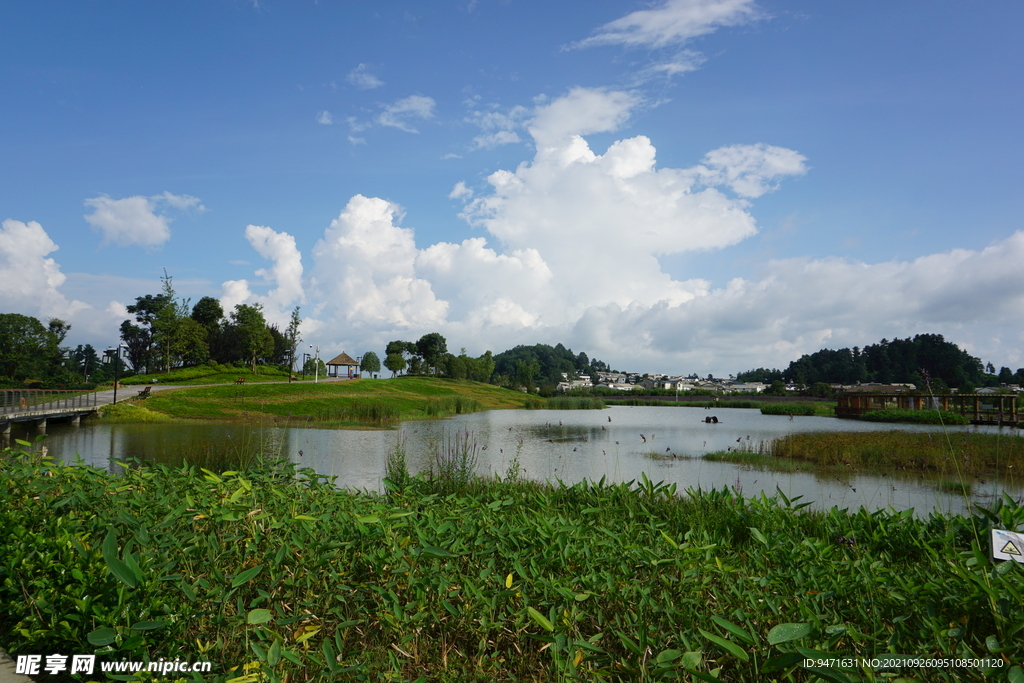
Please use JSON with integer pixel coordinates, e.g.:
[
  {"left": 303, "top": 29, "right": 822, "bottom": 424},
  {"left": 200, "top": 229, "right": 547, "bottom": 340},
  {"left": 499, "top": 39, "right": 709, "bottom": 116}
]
[
  {"left": 737, "top": 334, "right": 1024, "bottom": 391},
  {"left": 119, "top": 272, "right": 301, "bottom": 374},
  {"left": 377, "top": 335, "right": 497, "bottom": 383}
]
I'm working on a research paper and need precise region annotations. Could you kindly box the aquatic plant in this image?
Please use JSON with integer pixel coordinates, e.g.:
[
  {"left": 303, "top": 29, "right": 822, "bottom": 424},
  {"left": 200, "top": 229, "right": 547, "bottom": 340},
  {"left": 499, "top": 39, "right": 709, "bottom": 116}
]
[
  {"left": 431, "top": 428, "right": 480, "bottom": 491},
  {"left": 422, "top": 395, "right": 484, "bottom": 416},
  {"left": 3, "top": 443, "right": 1024, "bottom": 682},
  {"left": 313, "top": 401, "right": 400, "bottom": 424},
  {"left": 540, "top": 396, "right": 606, "bottom": 410},
  {"left": 383, "top": 431, "right": 411, "bottom": 491},
  {"left": 759, "top": 403, "right": 818, "bottom": 416},
  {"left": 768, "top": 431, "right": 1024, "bottom": 476},
  {"left": 861, "top": 408, "right": 969, "bottom": 425}
]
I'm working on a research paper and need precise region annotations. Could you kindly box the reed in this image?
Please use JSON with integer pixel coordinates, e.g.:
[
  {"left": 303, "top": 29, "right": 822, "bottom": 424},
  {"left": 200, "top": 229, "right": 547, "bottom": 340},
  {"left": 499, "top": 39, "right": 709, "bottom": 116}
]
[
  {"left": 767, "top": 430, "right": 1024, "bottom": 476},
  {"left": 861, "top": 408, "right": 969, "bottom": 425},
  {"left": 313, "top": 401, "right": 400, "bottom": 424},
  {"left": 759, "top": 403, "right": 818, "bottom": 416},
  {"left": 421, "top": 395, "right": 484, "bottom": 416},
  {"left": 542, "top": 396, "right": 606, "bottom": 410}
]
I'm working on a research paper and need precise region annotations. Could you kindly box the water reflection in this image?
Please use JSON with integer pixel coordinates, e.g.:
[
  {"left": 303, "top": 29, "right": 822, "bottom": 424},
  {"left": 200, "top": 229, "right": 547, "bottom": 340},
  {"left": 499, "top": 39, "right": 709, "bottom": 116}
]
[{"left": 19, "top": 405, "right": 1024, "bottom": 516}]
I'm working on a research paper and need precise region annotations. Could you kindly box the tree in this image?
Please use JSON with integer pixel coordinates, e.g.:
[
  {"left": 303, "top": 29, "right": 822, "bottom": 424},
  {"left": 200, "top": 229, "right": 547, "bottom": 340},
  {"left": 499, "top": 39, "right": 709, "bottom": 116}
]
[
  {"left": 123, "top": 289, "right": 172, "bottom": 373},
  {"left": 231, "top": 304, "right": 274, "bottom": 372},
  {"left": 191, "top": 296, "right": 224, "bottom": 330},
  {"left": 285, "top": 307, "right": 302, "bottom": 372},
  {"left": 514, "top": 358, "right": 540, "bottom": 391},
  {"left": 167, "top": 317, "right": 210, "bottom": 366},
  {"left": 807, "top": 382, "right": 834, "bottom": 398},
  {"left": 303, "top": 357, "right": 326, "bottom": 376},
  {"left": 764, "top": 380, "right": 788, "bottom": 396},
  {"left": 70, "top": 344, "right": 105, "bottom": 383},
  {"left": 360, "top": 351, "right": 381, "bottom": 376},
  {"left": 384, "top": 353, "right": 407, "bottom": 377},
  {"left": 0, "top": 313, "right": 50, "bottom": 380},
  {"left": 998, "top": 366, "right": 1014, "bottom": 384},
  {"left": 472, "top": 350, "right": 495, "bottom": 383},
  {"left": 415, "top": 333, "right": 448, "bottom": 375}
]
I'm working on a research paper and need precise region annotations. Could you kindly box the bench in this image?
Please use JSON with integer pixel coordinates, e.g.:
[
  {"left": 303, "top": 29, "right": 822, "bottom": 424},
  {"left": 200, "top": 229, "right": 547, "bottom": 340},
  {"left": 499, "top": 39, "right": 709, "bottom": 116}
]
[
  {"left": 235, "top": 377, "right": 246, "bottom": 385},
  {"left": 136, "top": 386, "right": 152, "bottom": 399}
]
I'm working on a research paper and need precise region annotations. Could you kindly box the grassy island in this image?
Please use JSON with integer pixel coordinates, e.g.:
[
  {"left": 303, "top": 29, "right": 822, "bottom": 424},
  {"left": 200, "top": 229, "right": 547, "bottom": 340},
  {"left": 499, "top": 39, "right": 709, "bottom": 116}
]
[
  {"left": 107, "top": 377, "right": 536, "bottom": 427},
  {"left": 2, "top": 443, "right": 1022, "bottom": 682}
]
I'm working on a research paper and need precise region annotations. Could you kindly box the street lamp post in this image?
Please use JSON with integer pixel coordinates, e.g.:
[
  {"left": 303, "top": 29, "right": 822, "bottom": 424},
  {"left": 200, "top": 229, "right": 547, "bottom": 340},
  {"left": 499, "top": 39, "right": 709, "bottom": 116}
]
[
  {"left": 105, "top": 345, "right": 124, "bottom": 404},
  {"left": 356, "top": 356, "right": 362, "bottom": 380},
  {"left": 302, "top": 353, "right": 310, "bottom": 380},
  {"left": 310, "top": 345, "right": 320, "bottom": 383}
]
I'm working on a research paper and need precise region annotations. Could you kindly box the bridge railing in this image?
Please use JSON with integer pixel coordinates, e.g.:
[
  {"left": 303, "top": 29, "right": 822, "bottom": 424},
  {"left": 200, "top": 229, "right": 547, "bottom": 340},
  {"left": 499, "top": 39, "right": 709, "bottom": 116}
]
[{"left": 1, "top": 390, "right": 99, "bottom": 415}]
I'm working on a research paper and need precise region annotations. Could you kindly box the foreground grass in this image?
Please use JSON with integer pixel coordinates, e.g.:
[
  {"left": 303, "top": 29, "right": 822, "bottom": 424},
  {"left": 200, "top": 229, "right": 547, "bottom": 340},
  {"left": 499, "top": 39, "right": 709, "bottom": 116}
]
[
  {"left": 138, "top": 377, "right": 534, "bottom": 425},
  {"left": 2, "top": 445, "right": 1023, "bottom": 682}
]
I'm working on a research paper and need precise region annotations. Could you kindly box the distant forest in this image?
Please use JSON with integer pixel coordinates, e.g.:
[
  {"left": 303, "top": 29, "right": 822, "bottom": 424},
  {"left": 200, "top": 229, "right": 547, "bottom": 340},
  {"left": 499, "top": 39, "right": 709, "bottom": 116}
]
[
  {"left": 737, "top": 334, "right": 1024, "bottom": 391},
  {"left": 491, "top": 343, "right": 608, "bottom": 391}
]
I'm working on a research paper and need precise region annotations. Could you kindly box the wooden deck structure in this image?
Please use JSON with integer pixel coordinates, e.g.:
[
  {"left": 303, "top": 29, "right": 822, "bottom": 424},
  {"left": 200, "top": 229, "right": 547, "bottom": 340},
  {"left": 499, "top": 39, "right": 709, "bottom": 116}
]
[{"left": 837, "top": 392, "right": 1020, "bottom": 426}]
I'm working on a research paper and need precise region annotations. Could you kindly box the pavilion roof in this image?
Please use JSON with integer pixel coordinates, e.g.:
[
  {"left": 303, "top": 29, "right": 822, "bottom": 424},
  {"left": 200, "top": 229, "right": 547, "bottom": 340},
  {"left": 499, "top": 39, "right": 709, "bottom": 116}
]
[{"left": 326, "top": 352, "right": 359, "bottom": 366}]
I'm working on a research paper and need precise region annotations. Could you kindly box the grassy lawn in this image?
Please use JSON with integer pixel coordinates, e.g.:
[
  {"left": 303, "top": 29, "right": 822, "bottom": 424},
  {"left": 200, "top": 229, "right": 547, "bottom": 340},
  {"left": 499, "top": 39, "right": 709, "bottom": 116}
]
[
  {"left": 118, "top": 364, "right": 298, "bottom": 386},
  {"left": 140, "top": 376, "right": 535, "bottom": 424}
]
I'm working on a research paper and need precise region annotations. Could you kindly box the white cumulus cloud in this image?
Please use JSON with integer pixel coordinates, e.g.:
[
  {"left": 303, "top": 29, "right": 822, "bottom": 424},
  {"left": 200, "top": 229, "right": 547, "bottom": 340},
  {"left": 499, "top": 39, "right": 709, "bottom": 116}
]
[
  {"left": 309, "top": 195, "right": 447, "bottom": 330},
  {"left": 84, "top": 192, "right": 203, "bottom": 248},
  {"left": 317, "top": 110, "right": 334, "bottom": 125},
  {"left": 219, "top": 225, "right": 305, "bottom": 327},
  {"left": 0, "top": 219, "right": 90, "bottom": 319}
]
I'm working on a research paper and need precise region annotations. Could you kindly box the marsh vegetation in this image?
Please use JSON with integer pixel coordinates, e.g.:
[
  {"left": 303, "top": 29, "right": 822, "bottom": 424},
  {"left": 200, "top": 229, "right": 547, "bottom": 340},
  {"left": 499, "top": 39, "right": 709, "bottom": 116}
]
[{"left": 2, "top": 441, "right": 1022, "bottom": 682}]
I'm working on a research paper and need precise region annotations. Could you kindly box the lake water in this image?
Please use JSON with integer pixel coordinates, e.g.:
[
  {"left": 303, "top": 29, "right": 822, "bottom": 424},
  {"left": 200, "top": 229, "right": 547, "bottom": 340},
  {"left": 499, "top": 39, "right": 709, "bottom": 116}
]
[{"left": 14, "top": 406, "right": 1024, "bottom": 516}]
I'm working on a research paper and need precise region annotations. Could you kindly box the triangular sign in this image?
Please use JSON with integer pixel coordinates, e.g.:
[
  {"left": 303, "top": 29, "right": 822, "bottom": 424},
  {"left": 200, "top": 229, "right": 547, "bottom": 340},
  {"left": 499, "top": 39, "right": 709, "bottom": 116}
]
[{"left": 1000, "top": 540, "right": 1021, "bottom": 556}]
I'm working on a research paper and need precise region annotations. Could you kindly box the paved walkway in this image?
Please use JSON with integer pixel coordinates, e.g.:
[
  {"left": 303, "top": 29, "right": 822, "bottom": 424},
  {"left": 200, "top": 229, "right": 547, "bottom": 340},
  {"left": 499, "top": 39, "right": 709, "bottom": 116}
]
[{"left": 0, "top": 647, "right": 33, "bottom": 683}]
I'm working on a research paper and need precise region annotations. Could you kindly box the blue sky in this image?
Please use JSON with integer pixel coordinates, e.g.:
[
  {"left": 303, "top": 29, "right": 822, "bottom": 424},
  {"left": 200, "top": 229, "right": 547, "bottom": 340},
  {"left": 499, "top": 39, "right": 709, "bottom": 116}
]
[{"left": 2, "top": 0, "right": 1023, "bottom": 375}]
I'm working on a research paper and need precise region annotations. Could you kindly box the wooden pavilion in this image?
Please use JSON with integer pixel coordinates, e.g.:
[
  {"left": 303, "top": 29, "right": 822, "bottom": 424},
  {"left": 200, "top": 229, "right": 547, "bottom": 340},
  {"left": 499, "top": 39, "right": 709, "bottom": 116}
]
[
  {"left": 326, "top": 352, "right": 360, "bottom": 379},
  {"left": 837, "top": 391, "right": 1019, "bottom": 426}
]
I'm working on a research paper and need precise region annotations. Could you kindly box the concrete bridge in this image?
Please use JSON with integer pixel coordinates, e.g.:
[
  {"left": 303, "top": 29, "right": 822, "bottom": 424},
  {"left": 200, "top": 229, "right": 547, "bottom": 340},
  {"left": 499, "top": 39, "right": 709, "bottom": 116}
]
[
  {"left": 1, "top": 389, "right": 103, "bottom": 438},
  {"left": 1, "top": 385, "right": 183, "bottom": 440}
]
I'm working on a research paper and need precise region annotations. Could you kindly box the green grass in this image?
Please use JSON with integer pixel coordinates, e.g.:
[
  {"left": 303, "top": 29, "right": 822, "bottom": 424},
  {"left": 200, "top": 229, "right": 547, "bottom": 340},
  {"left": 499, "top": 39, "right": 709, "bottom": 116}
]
[
  {"left": 95, "top": 401, "right": 175, "bottom": 423},
  {"left": 421, "top": 396, "right": 485, "bottom": 416},
  {"left": 2, "top": 443, "right": 1023, "bottom": 682},
  {"left": 937, "top": 479, "right": 974, "bottom": 495},
  {"left": 119, "top": 363, "right": 297, "bottom": 386},
  {"left": 702, "top": 449, "right": 817, "bottom": 473},
  {"left": 767, "top": 430, "right": 1024, "bottom": 476},
  {"left": 135, "top": 377, "right": 533, "bottom": 425},
  {"left": 860, "top": 408, "right": 970, "bottom": 425}
]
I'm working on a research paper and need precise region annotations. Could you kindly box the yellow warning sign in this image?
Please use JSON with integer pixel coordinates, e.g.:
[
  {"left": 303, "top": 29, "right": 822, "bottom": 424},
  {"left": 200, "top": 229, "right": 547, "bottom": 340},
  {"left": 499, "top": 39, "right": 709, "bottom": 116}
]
[{"left": 992, "top": 529, "right": 1024, "bottom": 563}]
